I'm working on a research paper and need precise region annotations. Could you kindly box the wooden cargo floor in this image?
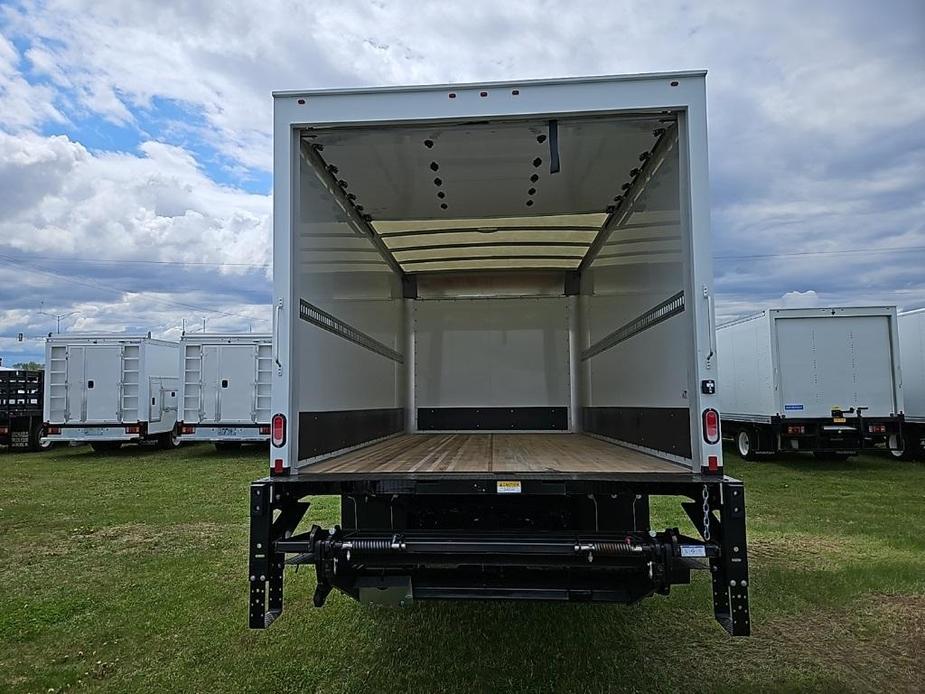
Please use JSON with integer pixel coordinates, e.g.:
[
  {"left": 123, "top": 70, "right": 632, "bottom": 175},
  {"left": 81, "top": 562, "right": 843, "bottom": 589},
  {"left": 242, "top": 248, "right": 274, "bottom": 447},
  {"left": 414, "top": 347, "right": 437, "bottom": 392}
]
[{"left": 308, "top": 433, "right": 685, "bottom": 474}]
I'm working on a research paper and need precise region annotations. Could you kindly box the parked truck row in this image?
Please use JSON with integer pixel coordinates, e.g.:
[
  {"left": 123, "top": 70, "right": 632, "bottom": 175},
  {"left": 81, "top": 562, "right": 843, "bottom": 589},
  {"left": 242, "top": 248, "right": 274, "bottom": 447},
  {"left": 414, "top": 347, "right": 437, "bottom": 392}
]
[
  {"left": 10, "top": 307, "right": 922, "bottom": 459},
  {"left": 38, "top": 333, "right": 272, "bottom": 451}
]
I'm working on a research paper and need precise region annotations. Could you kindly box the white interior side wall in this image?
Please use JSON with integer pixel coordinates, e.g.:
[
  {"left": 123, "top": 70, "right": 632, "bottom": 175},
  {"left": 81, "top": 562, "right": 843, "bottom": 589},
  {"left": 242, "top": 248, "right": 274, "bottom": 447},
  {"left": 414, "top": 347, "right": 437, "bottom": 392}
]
[
  {"left": 580, "top": 267, "right": 687, "bottom": 409},
  {"left": 580, "top": 146, "right": 688, "bottom": 411},
  {"left": 296, "top": 152, "right": 404, "bottom": 415},
  {"left": 716, "top": 315, "right": 775, "bottom": 417},
  {"left": 414, "top": 298, "right": 569, "bottom": 409}
]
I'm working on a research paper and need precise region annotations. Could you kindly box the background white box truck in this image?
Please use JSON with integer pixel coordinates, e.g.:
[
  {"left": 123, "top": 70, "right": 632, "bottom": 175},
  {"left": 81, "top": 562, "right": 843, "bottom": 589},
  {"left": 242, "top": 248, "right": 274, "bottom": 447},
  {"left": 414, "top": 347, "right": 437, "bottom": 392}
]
[
  {"left": 43, "top": 334, "right": 181, "bottom": 452},
  {"left": 717, "top": 307, "right": 904, "bottom": 460},
  {"left": 178, "top": 333, "right": 272, "bottom": 449},
  {"left": 250, "top": 71, "right": 750, "bottom": 636},
  {"left": 894, "top": 308, "right": 925, "bottom": 460}
]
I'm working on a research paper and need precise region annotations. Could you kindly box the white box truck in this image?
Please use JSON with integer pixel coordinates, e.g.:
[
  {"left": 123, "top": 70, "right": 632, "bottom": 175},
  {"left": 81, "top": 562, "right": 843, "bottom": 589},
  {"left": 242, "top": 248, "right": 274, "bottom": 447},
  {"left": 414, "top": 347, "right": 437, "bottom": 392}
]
[
  {"left": 178, "top": 333, "right": 272, "bottom": 449},
  {"left": 894, "top": 308, "right": 925, "bottom": 460},
  {"left": 250, "top": 72, "right": 750, "bottom": 636},
  {"left": 717, "top": 307, "right": 904, "bottom": 460},
  {"left": 43, "top": 334, "right": 181, "bottom": 452}
]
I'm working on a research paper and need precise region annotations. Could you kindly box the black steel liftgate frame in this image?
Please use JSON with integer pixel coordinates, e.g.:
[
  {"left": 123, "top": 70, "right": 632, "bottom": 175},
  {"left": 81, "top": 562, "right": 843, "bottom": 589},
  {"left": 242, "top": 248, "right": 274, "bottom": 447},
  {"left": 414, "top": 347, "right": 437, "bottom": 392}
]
[{"left": 248, "top": 473, "right": 750, "bottom": 636}]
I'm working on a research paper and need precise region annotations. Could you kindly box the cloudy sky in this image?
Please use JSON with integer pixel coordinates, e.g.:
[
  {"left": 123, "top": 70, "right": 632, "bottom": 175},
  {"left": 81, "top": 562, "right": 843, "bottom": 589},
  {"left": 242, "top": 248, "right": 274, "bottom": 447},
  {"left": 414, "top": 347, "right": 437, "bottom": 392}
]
[{"left": 1, "top": 0, "right": 923, "bottom": 364}]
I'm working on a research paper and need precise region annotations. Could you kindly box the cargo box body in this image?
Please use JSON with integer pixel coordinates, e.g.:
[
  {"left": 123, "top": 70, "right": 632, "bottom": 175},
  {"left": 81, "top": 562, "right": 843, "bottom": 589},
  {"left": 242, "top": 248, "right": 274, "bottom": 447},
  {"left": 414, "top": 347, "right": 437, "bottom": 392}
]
[
  {"left": 43, "top": 335, "right": 180, "bottom": 444},
  {"left": 717, "top": 307, "right": 904, "bottom": 457},
  {"left": 250, "top": 72, "right": 750, "bottom": 636},
  {"left": 178, "top": 334, "right": 272, "bottom": 443},
  {"left": 895, "top": 309, "right": 925, "bottom": 459}
]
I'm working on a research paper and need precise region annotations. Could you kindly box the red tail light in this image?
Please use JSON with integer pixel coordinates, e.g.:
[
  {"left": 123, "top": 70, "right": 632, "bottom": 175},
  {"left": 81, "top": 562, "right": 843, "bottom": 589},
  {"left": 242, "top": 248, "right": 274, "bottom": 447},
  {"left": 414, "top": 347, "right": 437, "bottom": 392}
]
[
  {"left": 868, "top": 424, "right": 886, "bottom": 434},
  {"left": 787, "top": 425, "right": 805, "bottom": 435},
  {"left": 125, "top": 425, "right": 140, "bottom": 435},
  {"left": 259, "top": 425, "right": 271, "bottom": 435},
  {"left": 271, "top": 413, "right": 286, "bottom": 447},
  {"left": 0, "top": 426, "right": 8, "bottom": 435},
  {"left": 181, "top": 425, "right": 195, "bottom": 435},
  {"left": 47, "top": 425, "right": 61, "bottom": 435},
  {"left": 702, "top": 409, "right": 720, "bottom": 444}
]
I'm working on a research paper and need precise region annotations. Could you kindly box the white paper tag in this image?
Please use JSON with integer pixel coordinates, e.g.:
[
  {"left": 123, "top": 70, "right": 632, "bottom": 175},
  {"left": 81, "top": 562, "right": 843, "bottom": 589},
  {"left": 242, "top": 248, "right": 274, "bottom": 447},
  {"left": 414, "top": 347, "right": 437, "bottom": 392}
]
[{"left": 680, "top": 545, "right": 707, "bottom": 558}]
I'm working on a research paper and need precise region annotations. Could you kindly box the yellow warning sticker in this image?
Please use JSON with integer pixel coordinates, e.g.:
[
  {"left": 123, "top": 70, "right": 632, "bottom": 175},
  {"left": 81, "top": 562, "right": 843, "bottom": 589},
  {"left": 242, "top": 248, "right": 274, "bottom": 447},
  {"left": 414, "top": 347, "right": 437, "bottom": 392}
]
[
  {"left": 833, "top": 417, "right": 847, "bottom": 423},
  {"left": 496, "top": 480, "right": 522, "bottom": 494}
]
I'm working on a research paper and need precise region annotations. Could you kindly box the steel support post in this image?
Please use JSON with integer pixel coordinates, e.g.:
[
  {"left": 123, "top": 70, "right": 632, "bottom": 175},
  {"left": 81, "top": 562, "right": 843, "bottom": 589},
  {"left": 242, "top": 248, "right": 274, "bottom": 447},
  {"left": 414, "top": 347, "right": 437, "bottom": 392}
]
[
  {"left": 248, "top": 481, "right": 272, "bottom": 628},
  {"left": 715, "top": 481, "right": 750, "bottom": 636}
]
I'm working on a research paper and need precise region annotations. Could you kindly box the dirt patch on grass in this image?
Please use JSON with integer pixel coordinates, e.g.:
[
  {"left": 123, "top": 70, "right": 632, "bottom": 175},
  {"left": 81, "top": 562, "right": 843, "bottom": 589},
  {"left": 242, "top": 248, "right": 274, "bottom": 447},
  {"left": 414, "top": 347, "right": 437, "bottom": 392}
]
[
  {"left": 866, "top": 593, "right": 925, "bottom": 674},
  {"left": 749, "top": 533, "right": 859, "bottom": 570},
  {"left": 69, "top": 522, "right": 224, "bottom": 555},
  {"left": 741, "top": 594, "right": 925, "bottom": 692}
]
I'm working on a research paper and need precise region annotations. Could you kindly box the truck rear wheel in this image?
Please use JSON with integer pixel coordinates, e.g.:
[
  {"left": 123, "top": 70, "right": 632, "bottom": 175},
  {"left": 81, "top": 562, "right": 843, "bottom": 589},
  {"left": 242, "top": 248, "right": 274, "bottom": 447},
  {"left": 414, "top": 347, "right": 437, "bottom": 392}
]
[
  {"left": 889, "top": 433, "right": 919, "bottom": 461},
  {"left": 28, "top": 423, "right": 52, "bottom": 452},
  {"left": 736, "top": 430, "right": 759, "bottom": 461},
  {"left": 157, "top": 431, "right": 181, "bottom": 450},
  {"left": 91, "top": 441, "right": 123, "bottom": 453}
]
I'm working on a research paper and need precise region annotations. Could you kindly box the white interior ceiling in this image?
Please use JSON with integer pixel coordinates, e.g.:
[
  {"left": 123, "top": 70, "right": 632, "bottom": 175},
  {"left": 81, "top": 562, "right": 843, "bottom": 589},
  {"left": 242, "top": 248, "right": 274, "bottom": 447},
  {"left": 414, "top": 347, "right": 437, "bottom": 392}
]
[{"left": 303, "top": 115, "right": 674, "bottom": 273}]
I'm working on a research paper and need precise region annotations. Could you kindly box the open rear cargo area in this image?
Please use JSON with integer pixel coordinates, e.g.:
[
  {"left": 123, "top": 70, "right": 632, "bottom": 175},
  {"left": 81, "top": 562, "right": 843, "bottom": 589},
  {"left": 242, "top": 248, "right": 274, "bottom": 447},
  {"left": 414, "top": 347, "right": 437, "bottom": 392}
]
[
  {"left": 275, "top": 74, "right": 720, "bottom": 480},
  {"left": 253, "top": 73, "right": 748, "bottom": 637}
]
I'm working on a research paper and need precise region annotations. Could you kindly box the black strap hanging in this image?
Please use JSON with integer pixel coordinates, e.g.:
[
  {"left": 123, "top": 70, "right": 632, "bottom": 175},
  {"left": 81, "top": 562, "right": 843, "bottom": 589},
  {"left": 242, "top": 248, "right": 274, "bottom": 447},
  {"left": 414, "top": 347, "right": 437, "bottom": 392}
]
[{"left": 548, "top": 119, "right": 560, "bottom": 174}]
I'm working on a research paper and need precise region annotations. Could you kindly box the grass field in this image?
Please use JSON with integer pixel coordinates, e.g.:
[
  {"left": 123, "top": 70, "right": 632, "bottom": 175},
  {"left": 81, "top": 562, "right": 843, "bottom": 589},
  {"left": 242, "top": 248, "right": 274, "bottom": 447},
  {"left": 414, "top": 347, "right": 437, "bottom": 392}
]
[{"left": 0, "top": 444, "right": 922, "bottom": 693}]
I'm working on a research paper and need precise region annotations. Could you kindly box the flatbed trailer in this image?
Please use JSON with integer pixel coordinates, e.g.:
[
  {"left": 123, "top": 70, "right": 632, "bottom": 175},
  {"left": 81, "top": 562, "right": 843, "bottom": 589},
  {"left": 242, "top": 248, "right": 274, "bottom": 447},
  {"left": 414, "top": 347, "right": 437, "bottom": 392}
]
[
  {"left": 0, "top": 369, "right": 46, "bottom": 451},
  {"left": 251, "top": 71, "right": 750, "bottom": 636}
]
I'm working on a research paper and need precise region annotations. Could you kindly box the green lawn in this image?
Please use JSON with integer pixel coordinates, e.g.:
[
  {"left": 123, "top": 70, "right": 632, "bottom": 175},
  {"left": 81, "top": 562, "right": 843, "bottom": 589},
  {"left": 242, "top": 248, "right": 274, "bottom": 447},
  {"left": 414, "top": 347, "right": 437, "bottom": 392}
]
[{"left": 0, "top": 444, "right": 922, "bottom": 693}]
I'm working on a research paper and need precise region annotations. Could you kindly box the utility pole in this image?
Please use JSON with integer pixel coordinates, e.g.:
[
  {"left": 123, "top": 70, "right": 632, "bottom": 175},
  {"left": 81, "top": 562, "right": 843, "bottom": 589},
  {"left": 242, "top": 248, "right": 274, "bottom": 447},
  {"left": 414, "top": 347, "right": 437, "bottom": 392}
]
[{"left": 37, "top": 311, "right": 79, "bottom": 333}]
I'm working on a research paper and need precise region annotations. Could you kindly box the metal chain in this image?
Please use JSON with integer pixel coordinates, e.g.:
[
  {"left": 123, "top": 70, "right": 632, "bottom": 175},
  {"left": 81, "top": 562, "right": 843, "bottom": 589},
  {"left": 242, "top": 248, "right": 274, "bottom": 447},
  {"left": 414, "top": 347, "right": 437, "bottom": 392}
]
[{"left": 702, "top": 484, "right": 711, "bottom": 542}]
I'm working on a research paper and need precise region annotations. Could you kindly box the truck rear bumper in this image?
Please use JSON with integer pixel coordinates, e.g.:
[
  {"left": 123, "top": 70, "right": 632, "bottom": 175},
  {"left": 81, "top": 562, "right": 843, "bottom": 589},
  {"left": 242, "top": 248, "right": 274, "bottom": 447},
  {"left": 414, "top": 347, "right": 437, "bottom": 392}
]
[
  {"left": 248, "top": 475, "right": 750, "bottom": 636},
  {"left": 178, "top": 424, "right": 269, "bottom": 443},
  {"left": 42, "top": 425, "right": 141, "bottom": 443},
  {"left": 776, "top": 416, "right": 903, "bottom": 453}
]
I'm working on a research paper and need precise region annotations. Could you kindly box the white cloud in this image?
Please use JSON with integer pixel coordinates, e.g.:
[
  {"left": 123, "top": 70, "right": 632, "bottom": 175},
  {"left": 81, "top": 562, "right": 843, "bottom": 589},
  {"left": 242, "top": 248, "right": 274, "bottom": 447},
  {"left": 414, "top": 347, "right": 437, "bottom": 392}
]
[
  {"left": 0, "top": 34, "right": 64, "bottom": 130},
  {"left": 0, "top": 130, "right": 270, "bottom": 268},
  {"left": 780, "top": 290, "right": 821, "bottom": 309}
]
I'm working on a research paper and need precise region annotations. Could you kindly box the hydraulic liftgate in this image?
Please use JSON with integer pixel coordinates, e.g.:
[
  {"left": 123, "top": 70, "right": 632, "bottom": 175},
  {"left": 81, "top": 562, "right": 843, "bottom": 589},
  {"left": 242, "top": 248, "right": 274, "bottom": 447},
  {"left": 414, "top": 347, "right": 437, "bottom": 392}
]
[{"left": 248, "top": 476, "right": 750, "bottom": 636}]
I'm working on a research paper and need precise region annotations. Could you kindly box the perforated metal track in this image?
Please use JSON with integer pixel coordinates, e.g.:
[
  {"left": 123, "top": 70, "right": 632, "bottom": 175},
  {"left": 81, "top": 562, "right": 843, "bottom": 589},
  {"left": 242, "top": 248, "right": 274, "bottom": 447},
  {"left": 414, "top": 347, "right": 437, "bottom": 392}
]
[{"left": 582, "top": 291, "right": 685, "bottom": 360}]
